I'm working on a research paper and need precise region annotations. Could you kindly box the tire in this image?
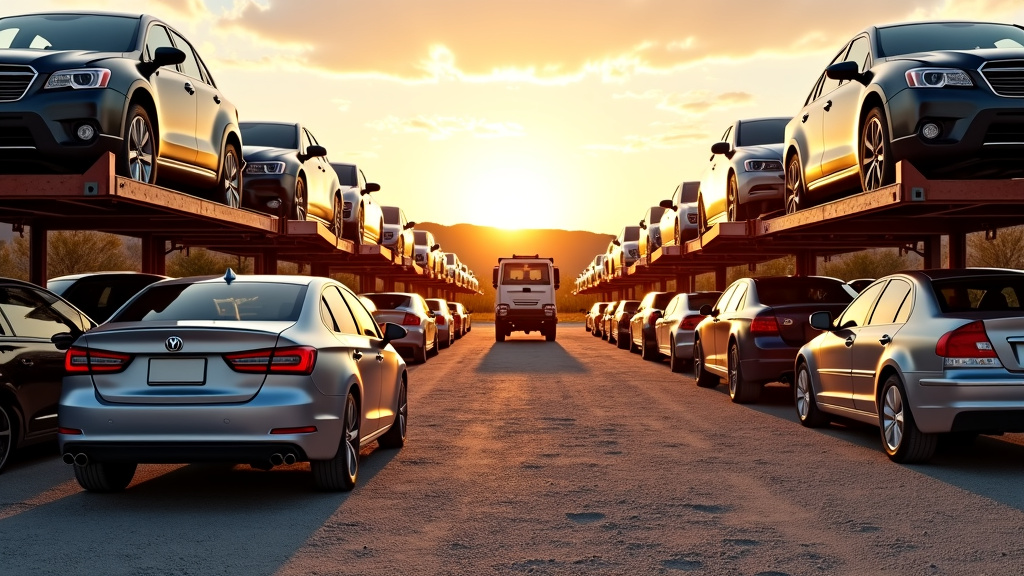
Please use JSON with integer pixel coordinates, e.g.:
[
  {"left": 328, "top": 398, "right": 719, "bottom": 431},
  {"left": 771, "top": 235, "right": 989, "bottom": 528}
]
[
  {"left": 377, "top": 381, "right": 407, "bottom": 449},
  {"left": 355, "top": 207, "right": 365, "bottom": 245},
  {"left": 641, "top": 333, "right": 659, "bottom": 361},
  {"left": 674, "top": 220, "right": 682, "bottom": 246},
  {"left": 439, "top": 331, "right": 450, "bottom": 349},
  {"left": 377, "top": 220, "right": 384, "bottom": 245},
  {"left": 414, "top": 338, "right": 428, "bottom": 363},
  {"left": 860, "top": 107, "right": 895, "bottom": 192},
  {"left": 0, "top": 403, "right": 16, "bottom": 474},
  {"left": 545, "top": 326, "right": 556, "bottom": 342},
  {"left": 694, "top": 338, "right": 719, "bottom": 388},
  {"left": 397, "top": 237, "right": 405, "bottom": 260},
  {"left": 697, "top": 196, "right": 709, "bottom": 237},
  {"left": 495, "top": 328, "right": 505, "bottom": 342},
  {"left": 880, "top": 374, "right": 936, "bottom": 463},
  {"left": 616, "top": 330, "right": 629, "bottom": 350},
  {"left": 330, "top": 194, "right": 343, "bottom": 238},
  {"left": 215, "top": 141, "right": 242, "bottom": 208},
  {"left": 292, "top": 176, "right": 308, "bottom": 221},
  {"left": 119, "top": 103, "right": 157, "bottom": 184},
  {"left": 74, "top": 462, "right": 137, "bottom": 492},
  {"left": 728, "top": 342, "right": 760, "bottom": 404},
  {"left": 628, "top": 331, "right": 640, "bottom": 354},
  {"left": 726, "top": 172, "right": 746, "bottom": 222},
  {"left": 669, "top": 337, "right": 688, "bottom": 374},
  {"left": 428, "top": 334, "right": 439, "bottom": 357},
  {"left": 795, "top": 362, "right": 828, "bottom": 427},
  {"left": 785, "top": 154, "right": 806, "bottom": 215},
  {"left": 312, "top": 391, "right": 359, "bottom": 491}
]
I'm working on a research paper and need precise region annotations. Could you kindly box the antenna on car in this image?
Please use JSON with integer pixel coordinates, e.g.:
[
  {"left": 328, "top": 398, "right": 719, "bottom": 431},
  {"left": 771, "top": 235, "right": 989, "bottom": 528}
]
[{"left": 223, "top": 268, "right": 237, "bottom": 285}]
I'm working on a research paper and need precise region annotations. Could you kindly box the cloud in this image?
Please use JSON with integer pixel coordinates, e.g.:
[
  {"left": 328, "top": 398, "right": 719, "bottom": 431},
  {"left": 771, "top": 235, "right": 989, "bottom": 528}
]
[
  {"left": 585, "top": 125, "right": 711, "bottom": 154},
  {"left": 367, "top": 115, "right": 525, "bottom": 140},
  {"left": 616, "top": 90, "right": 755, "bottom": 115}
]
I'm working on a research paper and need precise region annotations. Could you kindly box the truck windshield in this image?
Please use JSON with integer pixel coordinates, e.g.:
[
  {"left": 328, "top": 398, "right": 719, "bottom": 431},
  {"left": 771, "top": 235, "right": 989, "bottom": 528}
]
[{"left": 502, "top": 263, "right": 550, "bottom": 285}]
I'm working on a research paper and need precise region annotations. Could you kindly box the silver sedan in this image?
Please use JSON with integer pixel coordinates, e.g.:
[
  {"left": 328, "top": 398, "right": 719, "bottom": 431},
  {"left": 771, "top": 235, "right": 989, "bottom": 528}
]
[
  {"left": 654, "top": 291, "right": 721, "bottom": 373},
  {"left": 58, "top": 273, "right": 409, "bottom": 492},
  {"left": 362, "top": 292, "right": 438, "bottom": 363},
  {"left": 795, "top": 268, "right": 1024, "bottom": 463}
]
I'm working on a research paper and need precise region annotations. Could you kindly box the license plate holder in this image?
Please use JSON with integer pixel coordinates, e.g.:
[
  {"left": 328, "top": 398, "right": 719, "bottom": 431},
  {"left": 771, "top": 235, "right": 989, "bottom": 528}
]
[{"left": 148, "top": 358, "right": 206, "bottom": 386}]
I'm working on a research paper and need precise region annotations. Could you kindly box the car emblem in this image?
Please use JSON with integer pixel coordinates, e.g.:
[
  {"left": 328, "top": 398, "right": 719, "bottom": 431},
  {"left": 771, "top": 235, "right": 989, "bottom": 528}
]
[
  {"left": 165, "top": 336, "right": 184, "bottom": 352},
  {"left": 782, "top": 318, "right": 794, "bottom": 326}
]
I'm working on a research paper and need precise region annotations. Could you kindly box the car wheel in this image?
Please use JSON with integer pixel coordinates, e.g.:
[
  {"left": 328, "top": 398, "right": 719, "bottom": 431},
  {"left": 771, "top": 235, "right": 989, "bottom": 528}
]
[
  {"left": 697, "top": 196, "right": 709, "bottom": 237},
  {"left": 795, "top": 362, "right": 828, "bottom": 427},
  {"left": 330, "top": 194, "right": 343, "bottom": 238},
  {"left": 694, "top": 338, "right": 718, "bottom": 388},
  {"left": 495, "top": 328, "right": 505, "bottom": 342},
  {"left": 215, "top": 141, "right": 242, "bottom": 208},
  {"left": 860, "top": 107, "right": 895, "bottom": 192},
  {"left": 616, "top": 330, "right": 629, "bottom": 350},
  {"left": 292, "top": 176, "right": 308, "bottom": 221},
  {"left": 428, "top": 334, "right": 439, "bottom": 357},
  {"left": 120, "top": 103, "right": 157, "bottom": 184},
  {"left": 0, "top": 403, "right": 16, "bottom": 474},
  {"left": 439, "top": 331, "right": 450, "bottom": 349},
  {"left": 545, "top": 326, "right": 556, "bottom": 342},
  {"left": 785, "top": 154, "right": 806, "bottom": 215},
  {"left": 726, "top": 172, "right": 746, "bottom": 222},
  {"left": 414, "top": 338, "right": 428, "bottom": 363},
  {"left": 377, "top": 380, "right": 407, "bottom": 449},
  {"left": 312, "top": 391, "right": 359, "bottom": 491},
  {"left": 728, "top": 342, "right": 760, "bottom": 404},
  {"left": 355, "top": 207, "right": 365, "bottom": 245},
  {"left": 74, "top": 462, "right": 137, "bottom": 492},
  {"left": 669, "top": 337, "right": 687, "bottom": 374},
  {"left": 674, "top": 219, "right": 681, "bottom": 245},
  {"left": 396, "top": 237, "right": 405, "bottom": 260},
  {"left": 641, "top": 333, "right": 659, "bottom": 361},
  {"left": 629, "top": 332, "right": 640, "bottom": 353},
  {"left": 880, "top": 374, "right": 936, "bottom": 463}
]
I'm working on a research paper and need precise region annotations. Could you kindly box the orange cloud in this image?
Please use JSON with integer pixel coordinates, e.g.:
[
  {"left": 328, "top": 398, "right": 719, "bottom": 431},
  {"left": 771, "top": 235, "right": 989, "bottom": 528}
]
[{"left": 367, "top": 115, "right": 525, "bottom": 140}]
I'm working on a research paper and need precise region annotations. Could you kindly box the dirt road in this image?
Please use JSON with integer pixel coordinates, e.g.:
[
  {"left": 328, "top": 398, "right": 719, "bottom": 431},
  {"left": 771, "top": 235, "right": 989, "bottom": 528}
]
[{"left": 3, "top": 324, "right": 1024, "bottom": 575}]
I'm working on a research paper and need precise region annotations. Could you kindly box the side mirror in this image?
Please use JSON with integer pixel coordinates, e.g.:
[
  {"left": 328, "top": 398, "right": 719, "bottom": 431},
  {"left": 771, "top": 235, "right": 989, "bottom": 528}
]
[
  {"left": 659, "top": 199, "right": 674, "bottom": 209},
  {"left": 710, "top": 141, "right": 731, "bottom": 155},
  {"left": 306, "top": 145, "right": 328, "bottom": 158},
  {"left": 51, "top": 332, "right": 77, "bottom": 351},
  {"left": 140, "top": 46, "right": 186, "bottom": 76},
  {"left": 826, "top": 60, "right": 861, "bottom": 82},
  {"left": 380, "top": 322, "right": 408, "bottom": 348},
  {"left": 699, "top": 304, "right": 714, "bottom": 317},
  {"left": 431, "top": 243, "right": 440, "bottom": 251},
  {"left": 639, "top": 219, "right": 647, "bottom": 230},
  {"left": 364, "top": 182, "right": 381, "bottom": 193},
  {"left": 612, "top": 239, "right": 621, "bottom": 247},
  {"left": 809, "top": 311, "right": 834, "bottom": 331}
]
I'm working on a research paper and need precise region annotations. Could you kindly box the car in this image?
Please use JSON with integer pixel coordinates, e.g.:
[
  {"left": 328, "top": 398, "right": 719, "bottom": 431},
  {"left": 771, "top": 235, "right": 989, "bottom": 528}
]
[
  {"left": 693, "top": 276, "right": 856, "bottom": 403},
  {"left": 47, "top": 271, "right": 167, "bottom": 323},
  {"left": 425, "top": 298, "right": 455, "bottom": 349},
  {"left": 585, "top": 301, "right": 612, "bottom": 335},
  {"left": 0, "top": 12, "right": 243, "bottom": 205},
  {"left": 56, "top": 273, "right": 409, "bottom": 492},
  {"left": 629, "top": 291, "right": 678, "bottom": 360},
  {"left": 637, "top": 206, "right": 669, "bottom": 262},
  {"left": 361, "top": 292, "right": 438, "bottom": 363},
  {"left": 412, "top": 230, "right": 441, "bottom": 276},
  {"left": 653, "top": 291, "right": 721, "bottom": 372},
  {"left": 783, "top": 21, "right": 1024, "bottom": 214},
  {"left": 447, "top": 301, "right": 469, "bottom": 338},
  {"left": 658, "top": 182, "right": 700, "bottom": 247},
  {"left": 239, "top": 121, "right": 343, "bottom": 237},
  {"left": 0, "top": 278, "right": 94, "bottom": 473},
  {"left": 331, "top": 162, "right": 383, "bottom": 245},
  {"left": 848, "top": 278, "right": 876, "bottom": 293},
  {"left": 381, "top": 206, "right": 415, "bottom": 260},
  {"left": 697, "top": 118, "right": 789, "bottom": 235},
  {"left": 605, "top": 226, "right": 641, "bottom": 278},
  {"left": 794, "top": 268, "right": 1024, "bottom": 463},
  {"left": 600, "top": 300, "right": 619, "bottom": 342},
  {"left": 610, "top": 299, "right": 640, "bottom": 349}
]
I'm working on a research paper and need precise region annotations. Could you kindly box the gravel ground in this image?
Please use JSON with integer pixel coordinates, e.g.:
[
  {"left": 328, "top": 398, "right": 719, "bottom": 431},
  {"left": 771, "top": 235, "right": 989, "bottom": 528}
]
[{"left": 2, "top": 323, "right": 1024, "bottom": 575}]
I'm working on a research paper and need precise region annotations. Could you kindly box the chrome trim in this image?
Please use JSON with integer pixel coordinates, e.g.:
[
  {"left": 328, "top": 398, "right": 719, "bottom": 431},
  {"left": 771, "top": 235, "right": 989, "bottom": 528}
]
[
  {"left": 0, "top": 146, "right": 37, "bottom": 150},
  {"left": 0, "top": 65, "right": 37, "bottom": 102},
  {"left": 983, "top": 142, "right": 1024, "bottom": 146},
  {"left": 979, "top": 60, "right": 1024, "bottom": 98}
]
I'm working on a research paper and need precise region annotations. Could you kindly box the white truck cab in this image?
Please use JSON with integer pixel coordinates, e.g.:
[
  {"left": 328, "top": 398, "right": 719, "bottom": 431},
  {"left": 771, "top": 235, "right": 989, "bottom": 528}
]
[{"left": 492, "top": 255, "right": 559, "bottom": 342}]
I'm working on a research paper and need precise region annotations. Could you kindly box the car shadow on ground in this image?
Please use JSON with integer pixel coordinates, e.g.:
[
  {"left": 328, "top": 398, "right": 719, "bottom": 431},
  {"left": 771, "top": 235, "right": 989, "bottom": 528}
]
[{"left": 476, "top": 338, "right": 588, "bottom": 374}]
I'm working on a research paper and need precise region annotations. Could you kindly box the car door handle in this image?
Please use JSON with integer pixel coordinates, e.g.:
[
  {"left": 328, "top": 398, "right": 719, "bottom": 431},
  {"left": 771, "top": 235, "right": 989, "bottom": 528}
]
[
  {"left": 184, "top": 82, "right": 195, "bottom": 95},
  {"left": 823, "top": 100, "right": 833, "bottom": 112},
  {"left": 352, "top": 351, "right": 363, "bottom": 360},
  {"left": 878, "top": 334, "right": 892, "bottom": 345},
  {"left": 844, "top": 336, "right": 855, "bottom": 347},
  {"left": 801, "top": 113, "right": 809, "bottom": 123},
  {"left": 213, "top": 94, "right": 221, "bottom": 104},
  {"left": 376, "top": 353, "right": 384, "bottom": 363}
]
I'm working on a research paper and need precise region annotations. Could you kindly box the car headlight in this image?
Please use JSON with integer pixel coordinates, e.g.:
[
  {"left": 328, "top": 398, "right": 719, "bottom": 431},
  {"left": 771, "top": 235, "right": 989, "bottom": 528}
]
[
  {"left": 744, "top": 159, "right": 783, "bottom": 171},
  {"left": 45, "top": 68, "right": 111, "bottom": 89},
  {"left": 245, "top": 162, "right": 286, "bottom": 175},
  {"left": 905, "top": 68, "right": 973, "bottom": 88}
]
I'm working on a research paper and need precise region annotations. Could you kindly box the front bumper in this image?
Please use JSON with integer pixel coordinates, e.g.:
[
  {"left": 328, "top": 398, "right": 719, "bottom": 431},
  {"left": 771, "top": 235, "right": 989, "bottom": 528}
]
[{"left": 242, "top": 173, "right": 296, "bottom": 217}]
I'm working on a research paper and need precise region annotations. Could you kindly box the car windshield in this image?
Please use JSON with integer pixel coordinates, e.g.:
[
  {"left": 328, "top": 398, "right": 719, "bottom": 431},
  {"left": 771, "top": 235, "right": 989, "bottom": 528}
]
[
  {"left": 239, "top": 123, "right": 298, "bottom": 149},
  {"left": 653, "top": 292, "right": 675, "bottom": 309},
  {"left": 754, "top": 278, "right": 855, "bottom": 306},
  {"left": 111, "top": 282, "right": 307, "bottom": 322},
  {"left": 363, "top": 293, "right": 413, "bottom": 310},
  {"left": 425, "top": 300, "right": 447, "bottom": 312},
  {"left": 688, "top": 293, "right": 721, "bottom": 310},
  {"left": 877, "top": 22, "right": 1024, "bottom": 57},
  {"left": 931, "top": 275, "right": 1024, "bottom": 313},
  {"left": 0, "top": 14, "right": 140, "bottom": 52},
  {"left": 382, "top": 206, "right": 401, "bottom": 223},
  {"left": 736, "top": 119, "right": 788, "bottom": 147},
  {"left": 333, "top": 164, "right": 357, "bottom": 186},
  {"left": 623, "top": 228, "right": 640, "bottom": 242},
  {"left": 502, "top": 263, "right": 551, "bottom": 285}
]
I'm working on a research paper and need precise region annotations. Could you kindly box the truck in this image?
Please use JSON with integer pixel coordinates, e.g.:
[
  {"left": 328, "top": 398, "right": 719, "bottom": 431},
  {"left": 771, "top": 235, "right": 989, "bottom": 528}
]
[{"left": 493, "top": 255, "right": 560, "bottom": 342}]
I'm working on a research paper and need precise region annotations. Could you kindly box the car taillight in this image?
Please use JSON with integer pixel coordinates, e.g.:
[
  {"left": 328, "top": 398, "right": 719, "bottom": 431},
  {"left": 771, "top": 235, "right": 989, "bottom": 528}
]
[
  {"left": 680, "top": 315, "right": 704, "bottom": 330},
  {"left": 65, "top": 346, "right": 132, "bottom": 374},
  {"left": 401, "top": 313, "right": 421, "bottom": 326},
  {"left": 936, "top": 321, "right": 1001, "bottom": 367},
  {"left": 750, "top": 314, "right": 780, "bottom": 336},
  {"left": 224, "top": 346, "right": 317, "bottom": 375},
  {"left": 647, "top": 311, "right": 662, "bottom": 327},
  {"left": 435, "top": 316, "right": 446, "bottom": 326}
]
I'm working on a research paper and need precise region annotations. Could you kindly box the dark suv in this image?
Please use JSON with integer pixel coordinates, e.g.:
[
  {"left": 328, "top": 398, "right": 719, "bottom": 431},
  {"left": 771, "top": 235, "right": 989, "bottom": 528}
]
[{"left": 0, "top": 12, "right": 243, "bottom": 206}]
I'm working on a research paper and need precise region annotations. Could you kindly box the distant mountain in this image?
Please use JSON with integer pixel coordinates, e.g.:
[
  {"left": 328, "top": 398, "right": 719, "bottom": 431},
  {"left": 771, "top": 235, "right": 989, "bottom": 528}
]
[{"left": 415, "top": 223, "right": 613, "bottom": 298}]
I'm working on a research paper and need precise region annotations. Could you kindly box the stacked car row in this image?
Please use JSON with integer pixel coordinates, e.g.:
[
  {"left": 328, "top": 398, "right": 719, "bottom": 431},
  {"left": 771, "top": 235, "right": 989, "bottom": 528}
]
[{"left": 586, "top": 269, "right": 1024, "bottom": 465}]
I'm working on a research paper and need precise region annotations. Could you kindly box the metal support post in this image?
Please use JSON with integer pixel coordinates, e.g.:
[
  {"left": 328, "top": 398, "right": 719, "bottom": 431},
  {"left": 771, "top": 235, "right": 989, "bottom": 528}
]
[
  {"left": 29, "top": 224, "right": 46, "bottom": 286},
  {"left": 948, "top": 232, "right": 967, "bottom": 269}
]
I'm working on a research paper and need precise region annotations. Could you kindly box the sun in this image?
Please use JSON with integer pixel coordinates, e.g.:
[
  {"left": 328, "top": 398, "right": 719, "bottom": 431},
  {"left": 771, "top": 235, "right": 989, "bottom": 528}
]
[{"left": 460, "top": 153, "right": 572, "bottom": 230}]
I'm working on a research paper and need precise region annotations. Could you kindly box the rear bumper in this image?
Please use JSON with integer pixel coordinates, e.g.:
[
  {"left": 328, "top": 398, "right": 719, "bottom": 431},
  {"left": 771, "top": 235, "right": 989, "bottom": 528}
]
[{"left": 905, "top": 371, "right": 1024, "bottom": 433}]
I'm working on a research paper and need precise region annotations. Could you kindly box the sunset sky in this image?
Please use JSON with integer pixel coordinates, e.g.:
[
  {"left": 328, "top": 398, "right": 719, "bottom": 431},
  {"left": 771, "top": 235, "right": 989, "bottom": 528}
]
[{"left": 3, "top": 0, "right": 1022, "bottom": 234}]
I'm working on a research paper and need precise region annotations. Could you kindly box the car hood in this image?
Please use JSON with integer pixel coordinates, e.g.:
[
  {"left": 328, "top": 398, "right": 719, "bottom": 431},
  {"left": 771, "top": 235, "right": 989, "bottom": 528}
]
[
  {"left": 241, "top": 146, "right": 297, "bottom": 162},
  {"left": 736, "top": 143, "right": 784, "bottom": 159},
  {"left": 885, "top": 48, "right": 1024, "bottom": 67},
  {"left": 0, "top": 49, "right": 126, "bottom": 70}
]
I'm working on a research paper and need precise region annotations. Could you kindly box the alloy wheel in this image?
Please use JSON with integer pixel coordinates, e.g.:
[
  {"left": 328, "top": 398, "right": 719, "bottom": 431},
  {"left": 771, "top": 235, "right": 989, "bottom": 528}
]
[
  {"left": 222, "top": 147, "right": 241, "bottom": 208},
  {"left": 796, "top": 368, "right": 812, "bottom": 420},
  {"left": 785, "top": 156, "right": 803, "bottom": 214},
  {"left": 0, "top": 404, "right": 12, "bottom": 472},
  {"left": 861, "top": 116, "right": 886, "bottom": 191},
  {"left": 343, "top": 394, "right": 360, "bottom": 478},
  {"left": 882, "top": 384, "right": 905, "bottom": 452},
  {"left": 294, "top": 178, "right": 307, "bottom": 221},
  {"left": 127, "top": 115, "right": 155, "bottom": 183}
]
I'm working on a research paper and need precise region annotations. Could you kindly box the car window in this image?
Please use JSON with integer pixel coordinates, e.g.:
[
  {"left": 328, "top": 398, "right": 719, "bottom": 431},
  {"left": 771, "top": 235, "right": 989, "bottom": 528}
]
[
  {"left": 869, "top": 279, "right": 912, "bottom": 325},
  {"left": 144, "top": 24, "right": 174, "bottom": 62},
  {"left": 754, "top": 278, "right": 855, "bottom": 306},
  {"left": 819, "top": 46, "right": 847, "bottom": 97},
  {"left": 168, "top": 30, "right": 203, "bottom": 80},
  {"left": 933, "top": 275, "right": 1024, "bottom": 313},
  {"left": 664, "top": 295, "right": 681, "bottom": 317},
  {"left": 299, "top": 129, "right": 311, "bottom": 154},
  {"left": 305, "top": 128, "right": 321, "bottom": 147},
  {"left": 806, "top": 73, "right": 826, "bottom": 105},
  {"left": 358, "top": 169, "right": 367, "bottom": 191},
  {"left": 112, "top": 282, "right": 307, "bottom": 322},
  {"left": 0, "top": 286, "right": 77, "bottom": 339},
  {"left": 322, "top": 287, "right": 359, "bottom": 335},
  {"left": 844, "top": 35, "right": 872, "bottom": 75},
  {"left": 715, "top": 285, "right": 737, "bottom": 312},
  {"left": 363, "top": 293, "right": 412, "bottom": 310},
  {"left": 341, "top": 288, "right": 381, "bottom": 338},
  {"left": 729, "top": 285, "right": 748, "bottom": 312},
  {"left": 195, "top": 53, "right": 216, "bottom": 86},
  {"left": 836, "top": 281, "right": 885, "bottom": 329}
]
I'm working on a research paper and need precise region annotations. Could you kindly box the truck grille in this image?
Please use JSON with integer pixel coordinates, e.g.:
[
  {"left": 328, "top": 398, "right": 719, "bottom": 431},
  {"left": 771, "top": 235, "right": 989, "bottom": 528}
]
[
  {"left": 981, "top": 60, "right": 1024, "bottom": 97},
  {"left": 0, "top": 65, "right": 36, "bottom": 102},
  {"left": 512, "top": 300, "right": 539, "bottom": 306}
]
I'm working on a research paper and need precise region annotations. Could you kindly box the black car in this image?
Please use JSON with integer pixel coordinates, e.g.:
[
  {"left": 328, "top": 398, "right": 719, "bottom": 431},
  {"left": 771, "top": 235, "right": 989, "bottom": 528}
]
[
  {"left": 783, "top": 21, "right": 1024, "bottom": 213},
  {"left": 0, "top": 278, "right": 94, "bottom": 473},
  {"left": 0, "top": 12, "right": 243, "bottom": 205},
  {"left": 47, "top": 271, "right": 166, "bottom": 323},
  {"left": 240, "top": 121, "right": 343, "bottom": 237}
]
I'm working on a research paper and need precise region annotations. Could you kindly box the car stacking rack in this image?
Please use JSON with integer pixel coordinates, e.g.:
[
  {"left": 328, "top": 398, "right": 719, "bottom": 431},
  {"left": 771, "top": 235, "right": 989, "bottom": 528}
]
[
  {"left": 579, "top": 160, "right": 1024, "bottom": 298},
  {"left": 0, "top": 153, "right": 478, "bottom": 298}
]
